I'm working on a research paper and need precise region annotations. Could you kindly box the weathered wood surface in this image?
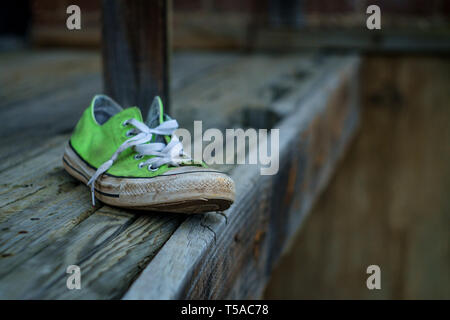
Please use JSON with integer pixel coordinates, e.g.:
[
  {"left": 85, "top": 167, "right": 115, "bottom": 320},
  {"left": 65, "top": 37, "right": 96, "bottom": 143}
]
[
  {"left": 172, "top": 13, "right": 450, "bottom": 52},
  {"left": 0, "top": 50, "right": 359, "bottom": 299},
  {"left": 102, "top": 0, "right": 171, "bottom": 114},
  {"left": 124, "top": 56, "right": 360, "bottom": 299},
  {"left": 0, "top": 51, "right": 101, "bottom": 173},
  {"left": 251, "top": 29, "right": 450, "bottom": 52},
  {"left": 0, "top": 50, "right": 236, "bottom": 173},
  {"left": 0, "top": 50, "right": 235, "bottom": 299},
  {"left": 1, "top": 206, "right": 183, "bottom": 299},
  {"left": 265, "top": 56, "right": 450, "bottom": 299}
]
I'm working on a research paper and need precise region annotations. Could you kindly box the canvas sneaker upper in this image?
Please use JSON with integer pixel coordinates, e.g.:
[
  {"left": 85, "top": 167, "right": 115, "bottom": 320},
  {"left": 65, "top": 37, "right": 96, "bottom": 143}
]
[{"left": 70, "top": 95, "right": 203, "bottom": 204}]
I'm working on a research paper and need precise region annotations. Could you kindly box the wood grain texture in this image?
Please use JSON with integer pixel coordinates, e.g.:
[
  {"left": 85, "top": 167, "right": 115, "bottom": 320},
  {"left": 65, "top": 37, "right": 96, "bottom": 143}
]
[
  {"left": 0, "top": 51, "right": 230, "bottom": 172},
  {"left": 171, "top": 13, "right": 450, "bottom": 52},
  {"left": 0, "top": 139, "right": 184, "bottom": 299},
  {"left": 124, "top": 56, "right": 360, "bottom": 299},
  {"left": 102, "top": 0, "right": 170, "bottom": 114},
  {"left": 0, "top": 139, "right": 68, "bottom": 210},
  {"left": 0, "top": 50, "right": 102, "bottom": 169},
  {"left": 170, "top": 52, "right": 333, "bottom": 132},
  {"left": 251, "top": 29, "right": 450, "bottom": 52},
  {"left": 0, "top": 207, "right": 183, "bottom": 299},
  {"left": 264, "top": 55, "right": 450, "bottom": 299}
]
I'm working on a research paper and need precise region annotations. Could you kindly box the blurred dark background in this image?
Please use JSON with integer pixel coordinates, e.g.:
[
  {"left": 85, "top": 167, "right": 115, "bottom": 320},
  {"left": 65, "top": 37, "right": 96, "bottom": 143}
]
[
  {"left": 1, "top": 0, "right": 450, "bottom": 51},
  {"left": 0, "top": 0, "right": 448, "bottom": 299}
]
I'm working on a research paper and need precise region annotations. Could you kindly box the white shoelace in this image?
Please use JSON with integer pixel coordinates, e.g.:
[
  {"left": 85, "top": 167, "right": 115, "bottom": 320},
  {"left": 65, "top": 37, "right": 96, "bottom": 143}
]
[{"left": 87, "top": 118, "right": 190, "bottom": 205}]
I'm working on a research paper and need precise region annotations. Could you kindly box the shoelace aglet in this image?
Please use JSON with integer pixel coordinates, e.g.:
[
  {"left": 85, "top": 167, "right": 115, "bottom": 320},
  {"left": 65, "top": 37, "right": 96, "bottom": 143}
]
[
  {"left": 91, "top": 185, "right": 96, "bottom": 206},
  {"left": 87, "top": 179, "right": 96, "bottom": 206}
]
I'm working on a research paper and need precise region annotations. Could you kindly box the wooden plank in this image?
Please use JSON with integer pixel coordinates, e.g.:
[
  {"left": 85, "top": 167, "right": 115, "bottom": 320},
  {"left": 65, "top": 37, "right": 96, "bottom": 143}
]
[
  {"left": 0, "top": 51, "right": 100, "bottom": 111},
  {"left": 0, "top": 137, "right": 68, "bottom": 209},
  {"left": 0, "top": 51, "right": 101, "bottom": 164},
  {"left": 251, "top": 29, "right": 450, "bottom": 53},
  {"left": 102, "top": 0, "right": 171, "bottom": 114},
  {"left": 170, "top": 53, "right": 319, "bottom": 132},
  {"left": 0, "top": 185, "right": 97, "bottom": 278},
  {"left": 31, "top": 27, "right": 100, "bottom": 48},
  {"left": 170, "top": 52, "right": 238, "bottom": 92},
  {"left": 0, "top": 50, "right": 96, "bottom": 80},
  {"left": 0, "top": 74, "right": 101, "bottom": 137},
  {"left": 265, "top": 56, "right": 450, "bottom": 299},
  {"left": 0, "top": 139, "right": 101, "bottom": 282},
  {"left": 0, "top": 136, "right": 183, "bottom": 300},
  {"left": 0, "top": 135, "right": 67, "bottom": 174},
  {"left": 123, "top": 56, "right": 360, "bottom": 299},
  {"left": 171, "top": 12, "right": 450, "bottom": 52},
  {"left": 0, "top": 206, "right": 183, "bottom": 299}
]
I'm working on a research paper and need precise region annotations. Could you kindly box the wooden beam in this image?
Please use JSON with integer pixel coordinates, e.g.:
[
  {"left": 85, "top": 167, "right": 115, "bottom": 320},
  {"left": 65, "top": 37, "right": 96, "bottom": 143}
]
[{"left": 102, "top": 0, "right": 170, "bottom": 114}]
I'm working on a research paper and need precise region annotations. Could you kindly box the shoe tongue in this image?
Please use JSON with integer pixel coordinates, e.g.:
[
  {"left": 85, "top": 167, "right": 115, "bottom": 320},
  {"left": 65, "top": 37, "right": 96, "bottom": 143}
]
[
  {"left": 145, "top": 96, "right": 164, "bottom": 128},
  {"left": 145, "top": 96, "right": 167, "bottom": 143}
]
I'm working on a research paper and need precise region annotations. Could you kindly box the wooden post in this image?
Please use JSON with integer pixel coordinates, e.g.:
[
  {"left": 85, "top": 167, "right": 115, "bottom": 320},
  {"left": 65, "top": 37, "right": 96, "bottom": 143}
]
[
  {"left": 268, "top": 0, "right": 304, "bottom": 28},
  {"left": 102, "top": 0, "right": 170, "bottom": 115}
]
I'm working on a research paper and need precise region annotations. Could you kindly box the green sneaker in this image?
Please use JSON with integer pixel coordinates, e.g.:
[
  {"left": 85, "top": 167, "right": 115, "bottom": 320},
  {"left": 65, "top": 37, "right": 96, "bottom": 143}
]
[{"left": 63, "top": 95, "right": 235, "bottom": 213}]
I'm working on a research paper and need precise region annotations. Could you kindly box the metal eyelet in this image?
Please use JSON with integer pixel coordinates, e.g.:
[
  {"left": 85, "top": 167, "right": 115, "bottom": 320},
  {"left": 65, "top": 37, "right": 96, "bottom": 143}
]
[
  {"left": 126, "top": 130, "right": 135, "bottom": 137},
  {"left": 134, "top": 154, "right": 143, "bottom": 160},
  {"left": 122, "top": 120, "right": 129, "bottom": 127},
  {"left": 138, "top": 162, "right": 145, "bottom": 169},
  {"left": 148, "top": 165, "right": 159, "bottom": 172}
]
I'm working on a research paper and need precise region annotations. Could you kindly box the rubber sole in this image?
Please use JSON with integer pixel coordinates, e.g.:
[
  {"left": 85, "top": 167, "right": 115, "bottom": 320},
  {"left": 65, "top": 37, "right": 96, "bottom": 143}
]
[{"left": 62, "top": 144, "right": 235, "bottom": 214}]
